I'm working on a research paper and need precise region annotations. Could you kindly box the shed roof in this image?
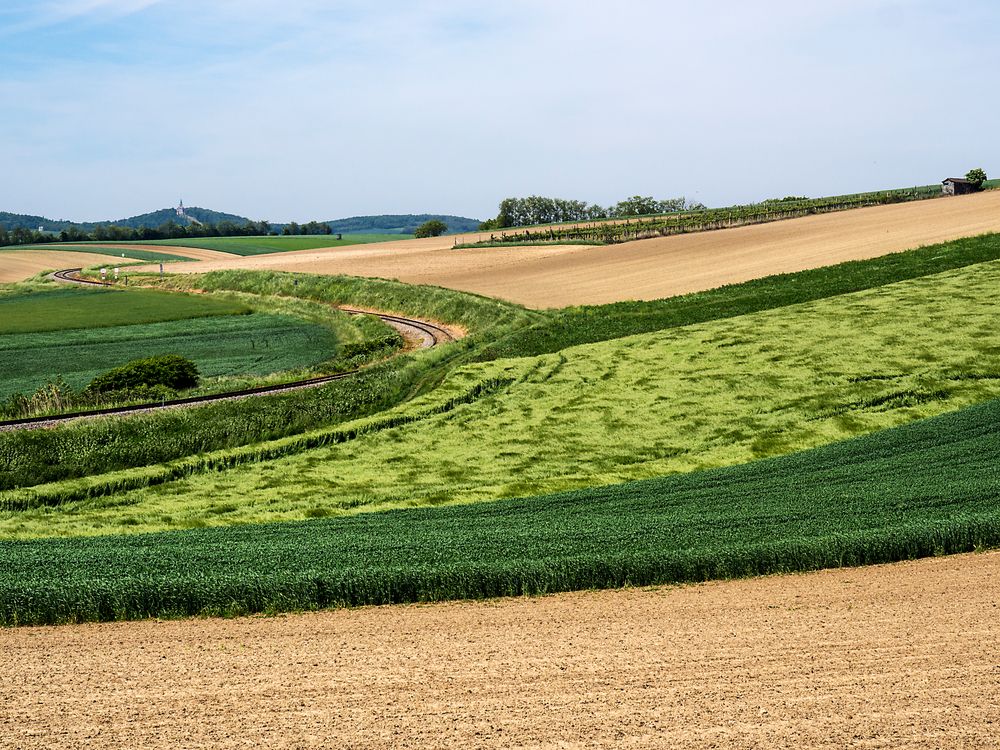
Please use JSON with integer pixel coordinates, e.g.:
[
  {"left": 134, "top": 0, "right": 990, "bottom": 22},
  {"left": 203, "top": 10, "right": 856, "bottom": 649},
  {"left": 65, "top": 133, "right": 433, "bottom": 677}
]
[{"left": 943, "top": 177, "right": 972, "bottom": 184}]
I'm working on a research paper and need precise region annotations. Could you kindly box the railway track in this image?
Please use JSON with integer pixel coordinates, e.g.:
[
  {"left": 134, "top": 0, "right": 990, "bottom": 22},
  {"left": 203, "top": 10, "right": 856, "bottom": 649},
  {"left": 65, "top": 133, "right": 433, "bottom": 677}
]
[{"left": 1, "top": 269, "right": 455, "bottom": 431}]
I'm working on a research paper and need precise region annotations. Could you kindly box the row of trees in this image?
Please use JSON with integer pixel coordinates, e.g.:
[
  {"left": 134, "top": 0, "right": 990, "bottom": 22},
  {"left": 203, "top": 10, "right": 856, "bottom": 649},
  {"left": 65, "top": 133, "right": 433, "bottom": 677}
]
[
  {"left": 281, "top": 221, "right": 333, "bottom": 236},
  {"left": 0, "top": 219, "right": 282, "bottom": 247},
  {"left": 0, "top": 225, "right": 48, "bottom": 247},
  {"left": 479, "top": 195, "right": 707, "bottom": 229}
]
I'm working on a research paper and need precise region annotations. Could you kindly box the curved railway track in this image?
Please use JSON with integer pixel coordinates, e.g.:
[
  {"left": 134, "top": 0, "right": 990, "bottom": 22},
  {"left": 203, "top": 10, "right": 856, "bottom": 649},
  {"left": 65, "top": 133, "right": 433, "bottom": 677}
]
[{"left": 0, "top": 269, "right": 455, "bottom": 431}]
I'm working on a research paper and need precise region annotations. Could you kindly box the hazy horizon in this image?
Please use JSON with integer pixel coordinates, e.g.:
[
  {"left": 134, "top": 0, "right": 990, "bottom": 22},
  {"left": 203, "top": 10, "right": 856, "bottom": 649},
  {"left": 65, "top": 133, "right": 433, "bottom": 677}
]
[{"left": 2, "top": 1, "right": 997, "bottom": 223}]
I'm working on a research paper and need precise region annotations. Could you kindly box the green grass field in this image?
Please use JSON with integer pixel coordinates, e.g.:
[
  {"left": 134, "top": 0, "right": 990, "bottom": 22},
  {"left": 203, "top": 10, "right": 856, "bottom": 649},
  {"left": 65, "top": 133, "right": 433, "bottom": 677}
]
[
  {"left": 6, "top": 257, "right": 1000, "bottom": 538},
  {"left": 0, "top": 313, "right": 340, "bottom": 400},
  {"left": 0, "top": 273, "right": 513, "bottom": 490},
  {"left": 126, "top": 234, "right": 408, "bottom": 256},
  {"left": 4, "top": 233, "right": 995, "bottom": 495},
  {"left": 6, "top": 223, "right": 1000, "bottom": 626},
  {"left": 2, "top": 394, "right": 998, "bottom": 626},
  {"left": 0, "top": 286, "right": 250, "bottom": 335}
]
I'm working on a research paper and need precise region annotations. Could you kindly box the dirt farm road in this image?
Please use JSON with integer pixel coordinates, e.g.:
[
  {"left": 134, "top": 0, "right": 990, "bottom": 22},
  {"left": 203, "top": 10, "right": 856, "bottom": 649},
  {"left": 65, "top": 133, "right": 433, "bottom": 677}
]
[
  {"left": 136, "top": 189, "right": 1000, "bottom": 308},
  {"left": 4, "top": 551, "right": 999, "bottom": 749}
]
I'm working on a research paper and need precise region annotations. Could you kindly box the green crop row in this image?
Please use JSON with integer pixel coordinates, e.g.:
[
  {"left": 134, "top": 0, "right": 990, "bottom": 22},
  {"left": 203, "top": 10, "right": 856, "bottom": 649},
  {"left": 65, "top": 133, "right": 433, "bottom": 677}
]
[{"left": 2, "top": 394, "right": 998, "bottom": 626}]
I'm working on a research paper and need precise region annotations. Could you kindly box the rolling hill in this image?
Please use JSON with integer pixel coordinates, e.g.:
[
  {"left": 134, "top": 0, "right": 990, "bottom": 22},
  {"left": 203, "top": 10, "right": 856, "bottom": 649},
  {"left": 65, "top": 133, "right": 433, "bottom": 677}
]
[
  {"left": 0, "top": 207, "right": 253, "bottom": 233},
  {"left": 320, "top": 214, "right": 481, "bottom": 235},
  {"left": 1, "top": 209, "right": 482, "bottom": 235}
]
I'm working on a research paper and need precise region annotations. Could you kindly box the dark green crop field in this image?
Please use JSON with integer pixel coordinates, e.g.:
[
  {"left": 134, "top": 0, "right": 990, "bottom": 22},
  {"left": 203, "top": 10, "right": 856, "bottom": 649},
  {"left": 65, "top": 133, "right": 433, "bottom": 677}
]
[
  {"left": 2, "top": 395, "right": 998, "bottom": 626},
  {"left": 0, "top": 312, "right": 339, "bottom": 399},
  {"left": 0, "top": 286, "right": 250, "bottom": 335},
  {"left": 132, "top": 234, "right": 407, "bottom": 256}
]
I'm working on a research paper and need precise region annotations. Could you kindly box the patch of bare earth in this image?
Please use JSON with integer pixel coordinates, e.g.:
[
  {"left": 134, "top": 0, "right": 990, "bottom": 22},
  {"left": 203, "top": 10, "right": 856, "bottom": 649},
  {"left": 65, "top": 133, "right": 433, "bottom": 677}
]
[
  {"left": 141, "top": 190, "right": 1000, "bottom": 308},
  {"left": 74, "top": 243, "right": 235, "bottom": 261},
  {"left": 3, "top": 551, "right": 999, "bottom": 748}
]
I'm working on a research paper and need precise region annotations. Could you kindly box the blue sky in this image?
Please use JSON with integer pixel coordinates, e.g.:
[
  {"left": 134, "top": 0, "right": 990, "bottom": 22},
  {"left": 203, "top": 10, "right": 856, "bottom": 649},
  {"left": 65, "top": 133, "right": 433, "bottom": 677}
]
[{"left": 1, "top": 1, "right": 997, "bottom": 222}]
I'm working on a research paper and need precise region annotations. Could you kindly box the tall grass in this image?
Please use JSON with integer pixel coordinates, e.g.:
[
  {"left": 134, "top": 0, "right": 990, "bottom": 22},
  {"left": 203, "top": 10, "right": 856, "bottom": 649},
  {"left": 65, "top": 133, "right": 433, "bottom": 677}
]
[
  {"left": 157, "top": 270, "right": 540, "bottom": 335},
  {"left": 0, "top": 273, "right": 531, "bottom": 491},
  {"left": 2, "top": 395, "right": 999, "bottom": 626},
  {"left": 5, "top": 258, "right": 1000, "bottom": 537}
]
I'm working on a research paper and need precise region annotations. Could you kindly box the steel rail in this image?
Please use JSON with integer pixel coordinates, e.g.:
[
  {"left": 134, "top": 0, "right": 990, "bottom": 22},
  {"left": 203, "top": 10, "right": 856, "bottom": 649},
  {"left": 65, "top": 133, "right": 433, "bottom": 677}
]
[{"left": 0, "top": 269, "right": 455, "bottom": 429}]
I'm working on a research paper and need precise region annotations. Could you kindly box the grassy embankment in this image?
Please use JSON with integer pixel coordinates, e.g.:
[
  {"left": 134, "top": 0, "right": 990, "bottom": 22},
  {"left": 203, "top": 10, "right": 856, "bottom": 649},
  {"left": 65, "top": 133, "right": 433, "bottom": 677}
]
[
  {"left": 0, "top": 285, "right": 392, "bottom": 403},
  {"left": 2, "top": 394, "right": 998, "bottom": 626},
  {"left": 4, "top": 253, "right": 1000, "bottom": 537},
  {"left": 0, "top": 272, "right": 535, "bottom": 489},
  {"left": 480, "top": 231, "right": 1000, "bottom": 359}
]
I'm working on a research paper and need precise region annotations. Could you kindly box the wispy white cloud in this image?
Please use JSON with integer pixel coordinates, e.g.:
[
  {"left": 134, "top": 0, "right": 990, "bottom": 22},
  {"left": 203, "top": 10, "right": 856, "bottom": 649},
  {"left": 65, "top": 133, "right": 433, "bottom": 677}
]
[
  {"left": 1, "top": 1, "right": 997, "bottom": 221},
  {"left": 0, "top": 0, "right": 162, "bottom": 35}
]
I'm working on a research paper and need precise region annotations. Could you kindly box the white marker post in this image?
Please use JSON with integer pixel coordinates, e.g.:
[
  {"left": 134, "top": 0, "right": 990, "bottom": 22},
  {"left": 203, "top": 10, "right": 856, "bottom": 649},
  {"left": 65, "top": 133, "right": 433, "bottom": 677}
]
[
  {"left": 100, "top": 267, "right": 107, "bottom": 284},
  {"left": 114, "top": 267, "right": 120, "bottom": 282}
]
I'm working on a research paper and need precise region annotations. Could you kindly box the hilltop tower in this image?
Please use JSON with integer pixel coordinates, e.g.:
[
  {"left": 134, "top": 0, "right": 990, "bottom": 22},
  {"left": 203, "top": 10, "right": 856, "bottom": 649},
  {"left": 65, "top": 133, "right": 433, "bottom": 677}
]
[{"left": 176, "top": 200, "right": 186, "bottom": 218}]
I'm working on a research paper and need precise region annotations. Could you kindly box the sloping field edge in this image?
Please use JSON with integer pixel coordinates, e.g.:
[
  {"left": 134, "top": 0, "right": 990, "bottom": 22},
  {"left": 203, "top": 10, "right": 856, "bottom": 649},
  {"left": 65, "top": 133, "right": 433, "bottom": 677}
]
[
  {"left": 480, "top": 231, "right": 1000, "bottom": 359},
  {"left": 2, "top": 395, "right": 999, "bottom": 626}
]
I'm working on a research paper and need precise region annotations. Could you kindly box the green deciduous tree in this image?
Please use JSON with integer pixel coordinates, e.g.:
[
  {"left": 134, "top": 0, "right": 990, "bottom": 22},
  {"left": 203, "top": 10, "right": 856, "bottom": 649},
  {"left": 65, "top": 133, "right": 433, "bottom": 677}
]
[
  {"left": 966, "top": 168, "right": 988, "bottom": 190},
  {"left": 414, "top": 219, "right": 448, "bottom": 238}
]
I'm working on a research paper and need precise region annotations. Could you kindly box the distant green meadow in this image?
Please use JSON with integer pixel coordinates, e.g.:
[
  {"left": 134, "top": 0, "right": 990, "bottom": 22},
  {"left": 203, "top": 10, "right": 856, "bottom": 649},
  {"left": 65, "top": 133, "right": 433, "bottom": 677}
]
[
  {"left": 0, "top": 313, "right": 339, "bottom": 400},
  {"left": 126, "top": 234, "right": 408, "bottom": 256},
  {"left": 0, "top": 286, "right": 250, "bottom": 335},
  {"left": 0, "top": 285, "right": 370, "bottom": 402}
]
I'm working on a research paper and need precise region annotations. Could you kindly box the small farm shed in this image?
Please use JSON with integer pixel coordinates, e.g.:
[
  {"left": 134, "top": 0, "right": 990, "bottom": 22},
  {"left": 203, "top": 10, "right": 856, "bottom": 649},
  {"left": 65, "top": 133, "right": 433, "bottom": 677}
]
[{"left": 942, "top": 178, "right": 975, "bottom": 196}]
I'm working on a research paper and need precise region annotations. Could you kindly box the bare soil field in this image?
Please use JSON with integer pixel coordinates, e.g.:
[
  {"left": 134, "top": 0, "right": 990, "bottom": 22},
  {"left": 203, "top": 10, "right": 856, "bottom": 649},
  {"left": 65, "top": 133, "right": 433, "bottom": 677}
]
[
  {"left": 4, "top": 551, "right": 999, "bottom": 749},
  {"left": 138, "top": 190, "right": 1000, "bottom": 307},
  {"left": 0, "top": 245, "right": 232, "bottom": 284},
  {"left": 77, "top": 243, "right": 234, "bottom": 262},
  {"left": 0, "top": 250, "right": 142, "bottom": 283}
]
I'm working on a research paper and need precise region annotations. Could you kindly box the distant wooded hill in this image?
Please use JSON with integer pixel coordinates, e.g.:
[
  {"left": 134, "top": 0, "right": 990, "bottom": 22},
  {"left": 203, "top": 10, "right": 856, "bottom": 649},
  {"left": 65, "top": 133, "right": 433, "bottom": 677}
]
[
  {"left": 319, "top": 214, "right": 481, "bottom": 235},
  {"left": 0, "top": 209, "right": 482, "bottom": 235},
  {"left": 0, "top": 207, "right": 253, "bottom": 233}
]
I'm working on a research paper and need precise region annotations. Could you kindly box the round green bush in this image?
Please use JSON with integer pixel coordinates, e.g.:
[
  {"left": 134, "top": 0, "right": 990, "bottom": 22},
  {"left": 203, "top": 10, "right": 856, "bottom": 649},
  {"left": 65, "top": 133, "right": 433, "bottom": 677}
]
[{"left": 86, "top": 354, "right": 200, "bottom": 394}]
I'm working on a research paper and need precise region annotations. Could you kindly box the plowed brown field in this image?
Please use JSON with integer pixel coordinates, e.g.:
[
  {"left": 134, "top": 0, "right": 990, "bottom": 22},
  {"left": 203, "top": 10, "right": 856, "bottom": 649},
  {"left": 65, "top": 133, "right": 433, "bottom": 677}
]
[
  {"left": 143, "top": 190, "right": 1000, "bottom": 307},
  {"left": 75, "top": 243, "right": 234, "bottom": 262},
  {"left": 4, "top": 551, "right": 999, "bottom": 749}
]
